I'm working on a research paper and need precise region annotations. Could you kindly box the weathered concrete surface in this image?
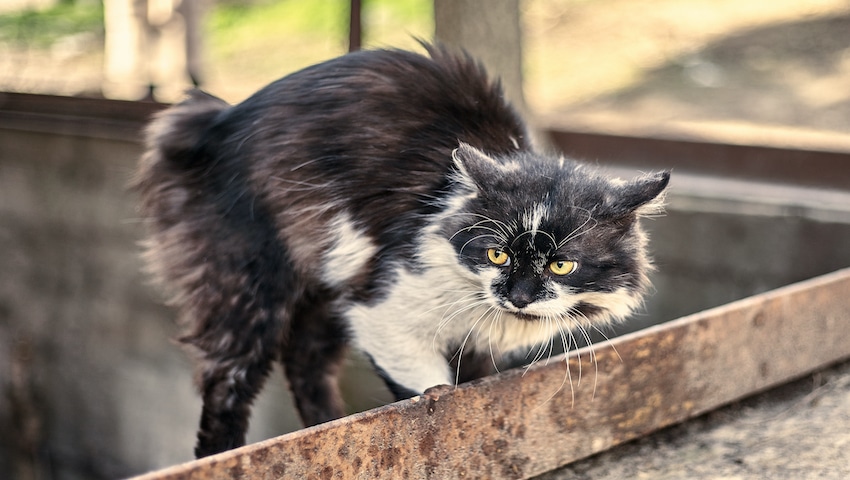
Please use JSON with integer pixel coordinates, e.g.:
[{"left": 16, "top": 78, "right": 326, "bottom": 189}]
[{"left": 538, "top": 359, "right": 850, "bottom": 479}]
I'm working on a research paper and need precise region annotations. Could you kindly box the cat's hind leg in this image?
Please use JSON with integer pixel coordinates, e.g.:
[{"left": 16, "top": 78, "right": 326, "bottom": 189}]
[
  {"left": 281, "top": 290, "right": 349, "bottom": 427},
  {"left": 136, "top": 91, "right": 297, "bottom": 457},
  {"left": 139, "top": 189, "right": 295, "bottom": 457},
  {"left": 193, "top": 347, "right": 276, "bottom": 457},
  {"left": 177, "top": 241, "right": 295, "bottom": 458},
  {"left": 181, "top": 234, "right": 302, "bottom": 457}
]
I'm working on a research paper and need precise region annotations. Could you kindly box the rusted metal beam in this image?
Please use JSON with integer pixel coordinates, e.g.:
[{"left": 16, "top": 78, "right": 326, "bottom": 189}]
[
  {"left": 547, "top": 127, "right": 850, "bottom": 190},
  {"left": 131, "top": 268, "right": 850, "bottom": 479},
  {"left": 0, "top": 92, "right": 165, "bottom": 142}
]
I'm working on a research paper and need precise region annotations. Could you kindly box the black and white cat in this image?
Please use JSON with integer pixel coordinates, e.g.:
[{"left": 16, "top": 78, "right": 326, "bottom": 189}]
[{"left": 135, "top": 44, "right": 669, "bottom": 458}]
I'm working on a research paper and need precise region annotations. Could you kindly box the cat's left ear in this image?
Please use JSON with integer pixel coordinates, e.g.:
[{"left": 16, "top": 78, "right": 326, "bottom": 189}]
[
  {"left": 451, "top": 142, "right": 500, "bottom": 189},
  {"left": 605, "top": 171, "right": 671, "bottom": 217}
]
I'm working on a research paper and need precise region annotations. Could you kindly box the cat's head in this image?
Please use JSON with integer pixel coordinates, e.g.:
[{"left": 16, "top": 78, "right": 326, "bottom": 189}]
[{"left": 442, "top": 143, "right": 669, "bottom": 328}]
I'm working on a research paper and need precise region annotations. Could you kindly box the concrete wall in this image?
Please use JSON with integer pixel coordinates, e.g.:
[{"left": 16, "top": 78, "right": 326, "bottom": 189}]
[
  {"left": 1, "top": 98, "right": 849, "bottom": 478},
  {"left": 0, "top": 103, "right": 393, "bottom": 479},
  {"left": 0, "top": 123, "right": 199, "bottom": 478}
]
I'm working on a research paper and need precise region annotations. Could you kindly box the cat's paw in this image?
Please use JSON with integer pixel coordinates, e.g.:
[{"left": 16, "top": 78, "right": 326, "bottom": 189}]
[{"left": 423, "top": 384, "right": 454, "bottom": 400}]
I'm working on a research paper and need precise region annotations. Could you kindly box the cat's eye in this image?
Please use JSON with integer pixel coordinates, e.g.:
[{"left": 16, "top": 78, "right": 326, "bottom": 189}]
[
  {"left": 486, "top": 248, "right": 510, "bottom": 266},
  {"left": 549, "top": 260, "right": 577, "bottom": 276}
]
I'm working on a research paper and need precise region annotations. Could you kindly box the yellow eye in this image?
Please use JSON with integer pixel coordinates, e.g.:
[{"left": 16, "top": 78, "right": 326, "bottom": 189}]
[
  {"left": 549, "top": 260, "right": 577, "bottom": 275},
  {"left": 487, "top": 248, "right": 510, "bottom": 266}
]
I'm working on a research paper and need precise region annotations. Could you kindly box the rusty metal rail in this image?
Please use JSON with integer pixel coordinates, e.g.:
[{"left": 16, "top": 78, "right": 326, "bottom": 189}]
[
  {"left": 546, "top": 121, "right": 850, "bottom": 190},
  {"left": 131, "top": 268, "right": 850, "bottom": 480},
  {"left": 0, "top": 92, "right": 164, "bottom": 142}
]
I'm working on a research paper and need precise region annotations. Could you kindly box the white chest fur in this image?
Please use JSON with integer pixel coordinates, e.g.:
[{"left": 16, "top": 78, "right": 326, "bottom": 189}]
[{"left": 344, "top": 235, "right": 559, "bottom": 393}]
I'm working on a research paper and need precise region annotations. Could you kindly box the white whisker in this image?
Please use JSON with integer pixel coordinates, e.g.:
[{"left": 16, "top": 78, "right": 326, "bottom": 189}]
[
  {"left": 487, "top": 310, "right": 503, "bottom": 373},
  {"left": 451, "top": 306, "right": 498, "bottom": 385},
  {"left": 558, "top": 206, "right": 598, "bottom": 247}
]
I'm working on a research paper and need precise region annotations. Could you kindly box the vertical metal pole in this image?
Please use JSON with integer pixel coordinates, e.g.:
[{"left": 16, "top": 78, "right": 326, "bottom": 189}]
[
  {"left": 349, "top": 0, "right": 362, "bottom": 52},
  {"left": 181, "top": 0, "right": 204, "bottom": 87}
]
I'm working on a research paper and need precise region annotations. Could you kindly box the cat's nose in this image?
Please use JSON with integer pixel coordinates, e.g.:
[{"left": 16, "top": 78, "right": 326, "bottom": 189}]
[
  {"left": 507, "top": 280, "right": 536, "bottom": 309},
  {"left": 509, "top": 294, "right": 533, "bottom": 309}
]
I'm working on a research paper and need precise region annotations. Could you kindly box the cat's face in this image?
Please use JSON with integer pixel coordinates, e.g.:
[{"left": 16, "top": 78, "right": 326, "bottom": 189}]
[{"left": 444, "top": 144, "right": 669, "bottom": 328}]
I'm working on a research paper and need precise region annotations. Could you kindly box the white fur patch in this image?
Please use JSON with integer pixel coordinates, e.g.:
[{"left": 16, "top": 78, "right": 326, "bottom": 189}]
[
  {"left": 347, "top": 267, "right": 457, "bottom": 392},
  {"left": 321, "top": 213, "right": 378, "bottom": 287},
  {"left": 572, "top": 287, "right": 641, "bottom": 323},
  {"left": 345, "top": 232, "right": 565, "bottom": 393},
  {"left": 497, "top": 160, "right": 522, "bottom": 172},
  {"left": 521, "top": 202, "right": 549, "bottom": 240}
]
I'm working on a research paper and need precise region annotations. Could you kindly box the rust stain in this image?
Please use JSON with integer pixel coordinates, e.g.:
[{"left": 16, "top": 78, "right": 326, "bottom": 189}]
[{"left": 752, "top": 310, "right": 767, "bottom": 327}]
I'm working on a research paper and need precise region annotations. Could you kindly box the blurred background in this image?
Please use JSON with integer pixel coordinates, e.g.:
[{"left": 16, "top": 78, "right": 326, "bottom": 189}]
[
  {"left": 0, "top": 1, "right": 849, "bottom": 479},
  {"left": 1, "top": 0, "right": 849, "bottom": 130}
]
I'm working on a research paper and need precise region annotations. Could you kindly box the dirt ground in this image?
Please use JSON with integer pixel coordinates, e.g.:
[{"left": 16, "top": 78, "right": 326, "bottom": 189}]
[
  {"left": 522, "top": 0, "right": 850, "bottom": 135},
  {"left": 548, "top": 14, "right": 850, "bottom": 136}
]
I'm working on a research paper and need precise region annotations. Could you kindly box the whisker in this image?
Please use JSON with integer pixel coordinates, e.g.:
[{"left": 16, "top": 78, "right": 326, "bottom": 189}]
[
  {"left": 458, "top": 233, "right": 508, "bottom": 255},
  {"left": 432, "top": 296, "right": 491, "bottom": 348},
  {"left": 553, "top": 316, "right": 574, "bottom": 403},
  {"left": 447, "top": 214, "right": 515, "bottom": 248},
  {"left": 590, "top": 324, "right": 624, "bottom": 364},
  {"left": 567, "top": 308, "right": 602, "bottom": 399},
  {"left": 558, "top": 207, "right": 598, "bottom": 247},
  {"left": 487, "top": 310, "right": 503, "bottom": 373},
  {"left": 529, "top": 315, "right": 577, "bottom": 411},
  {"left": 451, "top": 306, "right": 498, "bottom": 385}
]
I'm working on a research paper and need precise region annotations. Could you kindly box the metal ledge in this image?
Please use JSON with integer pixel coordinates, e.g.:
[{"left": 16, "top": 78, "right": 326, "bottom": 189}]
[
  {"left": 131, "top": 268, "right": 850, "bottom": 479},
  {"left": 0, "top": 92, "right": 165, "bottom": 142},
  {"left": 545, "top": 119, "right": 850, "bottom": 190}
]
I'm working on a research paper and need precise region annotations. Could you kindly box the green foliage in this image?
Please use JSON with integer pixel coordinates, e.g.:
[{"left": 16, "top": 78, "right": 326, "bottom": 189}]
[
  {"left": 203, "top": 0, "right": 433, "bottom": 99},
  {"left": 0, "top": 0, "right": 104, "bottom": 47},
  {"left": 208, "top": 0, "right": 348, "bottom": 46},
  {"left": 207, "top": 0, "right": 433, "bottom": 56}
]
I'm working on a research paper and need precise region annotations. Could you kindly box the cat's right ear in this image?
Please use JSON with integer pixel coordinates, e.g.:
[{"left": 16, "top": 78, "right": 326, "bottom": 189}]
[
  {"left": 606, "top": 171, "right": 671, "bottom": 218},
  {"left": 451, "top": 142, "right": 499, "bottom": 189}
]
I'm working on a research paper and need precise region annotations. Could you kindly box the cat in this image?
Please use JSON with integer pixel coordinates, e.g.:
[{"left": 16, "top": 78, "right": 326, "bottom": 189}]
[{"left": 135, "top": 43, "right": 669, "bottom": 458}]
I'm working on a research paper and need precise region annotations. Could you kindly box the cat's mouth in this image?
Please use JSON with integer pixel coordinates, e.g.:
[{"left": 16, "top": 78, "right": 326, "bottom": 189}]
[
  {"left": 498, "top": 302, "right": 547, "bottom": 321},
  {"left": 508, "top": 310, "right": 544, "bottom": 322}
]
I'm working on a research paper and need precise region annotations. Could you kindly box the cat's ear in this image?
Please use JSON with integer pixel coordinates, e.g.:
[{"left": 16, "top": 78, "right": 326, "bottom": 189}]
[
  {"left": 451, "top": 142, "right": 499, "bottom": 189},
  {"left": 605, "top": 171, "right": 670, "bottom": 217}
]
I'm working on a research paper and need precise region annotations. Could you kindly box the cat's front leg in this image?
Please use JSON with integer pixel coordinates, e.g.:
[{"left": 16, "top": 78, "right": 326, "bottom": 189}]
[
  {"left": 365, "top": 343, "right": 453, "bottom": 400},
  {"left": 349, "top": 310, "right": 453, "bottom": 400}
]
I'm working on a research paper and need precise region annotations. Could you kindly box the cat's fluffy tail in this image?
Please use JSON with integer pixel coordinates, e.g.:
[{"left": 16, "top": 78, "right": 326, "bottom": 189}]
[
  {"left": 132, "top": 89, "right": 230, "bottom": 301},
  {"left": 140, "top": 89, "right": 228, "bottom": 172}
]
